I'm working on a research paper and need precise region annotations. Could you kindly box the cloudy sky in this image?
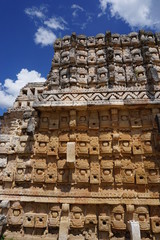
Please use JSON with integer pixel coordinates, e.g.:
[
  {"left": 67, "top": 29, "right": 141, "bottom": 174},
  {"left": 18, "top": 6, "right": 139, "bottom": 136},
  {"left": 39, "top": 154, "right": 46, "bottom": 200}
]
[{"left": 0, "top": 0, "right": 160, "bottom": 115}]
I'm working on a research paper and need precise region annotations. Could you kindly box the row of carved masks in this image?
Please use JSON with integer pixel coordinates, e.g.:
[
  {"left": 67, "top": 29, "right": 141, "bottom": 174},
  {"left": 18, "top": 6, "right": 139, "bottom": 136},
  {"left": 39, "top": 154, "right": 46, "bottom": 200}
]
[
  {"left": 54, "top": 34, "right": 108, "bottom": 49},
  {"left": 52, "top": 46, "right": 160, "bottom": 67},
  {"left": 7, "top": 202, "right": 61, "bottom": 228},
  {"left": 0, "top": 135, "right": 33, "bottom": 155},
  {"left": 75, "top": 159, "right": 159, "bottom": 185},
  {"left": 2, "top": 158, "right": 159, "bottom": 185},
  {"left": 2, "top": 132, "right": 154, "bottom": 158},
  {"left": 15, "top": 160, "right": 57, "bottom": 183},
  {"left": 54, "top": 32, "right": 159, "bottom": 50},
  {"left": 34, "top": 132, "right": 154, "bottom": 156},
  {"left": 66, "top": 204, "right": 160, "bottom": 234},
  {"left": 8, "top": 202, "right": 160, "bottom": 233},
  {"left": 39, "top": 109, "right": 154, "bottom": 131},
  {"left": 0, "top": 136, "right": 20, "bottom": 155},
  {"left": 48, "top": 64, "right": 154, "bottom": 87}
]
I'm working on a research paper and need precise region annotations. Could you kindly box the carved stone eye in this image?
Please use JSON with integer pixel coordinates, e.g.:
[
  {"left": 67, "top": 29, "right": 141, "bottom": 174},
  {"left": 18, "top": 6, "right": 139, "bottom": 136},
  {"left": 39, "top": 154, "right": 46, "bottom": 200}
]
[
  {"left": 80, "top": 169, "right": 86, "bottom": 175},
  {"left": 145, "top": 141, "right": 151, "bottom": 146},
  {"left": 123, "top": 141, "right": 129, "bottom": 147},
  {"left": 52, "top": 211, "right": 58, "bottom": 218},
  {"left": 118, "top": 72, "right": 123, "bottom": 76},
  {"left": 102, "top": 116, "right": 108, "bottom": 121},
  {"left": 138, "top": 214, "right": 146, "bottom": 221},
  {"left": 103, "top": 169, "right": 111, "bottom": 175},
  {"left": 63, "top": 56, "right": 68, "bottom": 61},
  {"left": 138, "top": 72, "right": 144, "bottom": 77},
  {"left": 80, "top": 74, "right": 85, "bottom": 78},
  {"left": 102, "top": 142, "right": 109, "bottom": 147},
  {"left": 115, "top": 54, "right": 120, "bottom": 58},
  {"left": 21, "top": 142, "right": 26, "bottom": 147},
  {"left": 149, "top": 169, "right": 157, "bottom": 176},
  {"left": 98, "top": 38, "right": 103, "bottom": 42},
  {"left": 80, "top": 116, "right": 86, "bottom": 121},
  {"left": 59, "top": 170, "right": 64, "bottom": 175},
  {"left": 121, "top": 115, "right": 127, "bottom": 121},
  {"left": 36, "top": 169, "right": 43, "bottom": 175},
  {"left": 114, "top": 213, "right": 122, "bottom": 221},
  {"left": 39, "top": 142, "right": 46, "bottom": 147},
  {"left": 100, "top": 73, "right": 105, "bottom": 77},
  {"left": 80, "top": 142, "right": 86, "bottom": 147},
  {"left": 61, "top": 142, "right": 66, "bottom": 147},
  {"left": 42, "top": 117, "right": 48, "bottom": 122},
  {"left": 74, "top": 213, "right": 81, "bottom": 219},
  {"left": 125, "top": 169, "right": 132, "bottom": 176},
  {"left": 13, "top": 209, "right": 21, "bottom": 217},
  {"left": 17, "top": 169, "right": 23, "bottom": 174}
]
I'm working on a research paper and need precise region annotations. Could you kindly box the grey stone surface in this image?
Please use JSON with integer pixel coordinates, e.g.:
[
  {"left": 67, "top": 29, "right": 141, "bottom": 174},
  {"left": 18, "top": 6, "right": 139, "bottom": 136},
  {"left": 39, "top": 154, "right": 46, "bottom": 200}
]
[{"left": 128, "top": 221, "right": 141, "bottom": 240}]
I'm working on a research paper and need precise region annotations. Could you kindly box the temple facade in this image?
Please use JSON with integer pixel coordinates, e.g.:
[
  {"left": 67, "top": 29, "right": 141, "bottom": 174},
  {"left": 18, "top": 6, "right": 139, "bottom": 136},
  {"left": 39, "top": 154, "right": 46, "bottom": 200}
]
[{"left": 0, "top": 31, "right": 160, "bottom": 239}]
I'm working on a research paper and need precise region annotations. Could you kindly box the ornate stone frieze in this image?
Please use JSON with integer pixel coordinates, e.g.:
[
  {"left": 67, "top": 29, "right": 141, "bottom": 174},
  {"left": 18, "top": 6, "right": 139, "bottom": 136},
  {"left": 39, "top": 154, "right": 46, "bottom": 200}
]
[{"left": 1, "top": 31, "right": 160, "bottom": 239}]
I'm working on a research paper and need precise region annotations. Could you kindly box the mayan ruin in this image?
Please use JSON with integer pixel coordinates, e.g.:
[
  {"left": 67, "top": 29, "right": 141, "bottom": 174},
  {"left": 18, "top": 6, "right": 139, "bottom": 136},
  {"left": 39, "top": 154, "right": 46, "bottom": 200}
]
[{"left": 0, "top": 30, "right": 160, "bottom": 239}]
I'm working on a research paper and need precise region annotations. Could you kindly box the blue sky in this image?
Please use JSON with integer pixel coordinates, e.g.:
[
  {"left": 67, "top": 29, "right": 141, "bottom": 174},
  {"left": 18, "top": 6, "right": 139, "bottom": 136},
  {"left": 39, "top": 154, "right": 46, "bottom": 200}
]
[{"left": 0, "top": 0, "right": 160, "bottom": 116}]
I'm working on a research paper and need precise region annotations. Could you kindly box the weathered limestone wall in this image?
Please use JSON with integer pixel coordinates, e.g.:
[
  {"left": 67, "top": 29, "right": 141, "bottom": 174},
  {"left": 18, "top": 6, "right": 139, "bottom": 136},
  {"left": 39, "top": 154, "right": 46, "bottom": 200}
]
[{"left": 0, "top": 31, "right": 160, "bottom": 239}]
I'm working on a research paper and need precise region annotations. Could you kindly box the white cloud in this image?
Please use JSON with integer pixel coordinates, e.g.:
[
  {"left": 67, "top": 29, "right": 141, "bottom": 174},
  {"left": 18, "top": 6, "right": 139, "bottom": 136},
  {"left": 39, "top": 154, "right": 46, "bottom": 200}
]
[
  {"left": 71, "top": 4, "right": 84, "bottom": 11},
  {"left": 25, "top": 6, "right": 67, "bottom": 47},
  {"left": 44, "top": 17, "right": 67, "bottom": 30},
  {"left": 98, "top": 0, "right": 160, "bottom": 30},
  {"left": 98, "top": 0, "right": 108, "bottom": 17},
  {"left": 0, "top": 90, "right": 15, "bottom": 109},
  {"left": 0, "top": 69, "right": 45, "bottom": 109},
  {"left": 81, "top": 15, "right": 93, "bottom": 30},
  {"left": 34, "top": 27, "right": 57, "bottom": 46},
  {"left": 71, "top": 4, "right": 84, "bottom": 17},
  {"left": 25, "top": 6, "right": 46, "bottom": 19}
]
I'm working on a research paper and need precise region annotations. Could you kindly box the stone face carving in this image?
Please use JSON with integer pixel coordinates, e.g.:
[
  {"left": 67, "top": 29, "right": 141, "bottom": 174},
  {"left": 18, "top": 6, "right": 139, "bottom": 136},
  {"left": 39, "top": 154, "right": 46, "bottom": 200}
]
[
  {"left": 88, "top": 67, "right": 97, "bottom": 85},
  {"left": 48, "top": 205, "right": 61, "bottom": 227},
  {"left": 97, "top": 66, "right": 108, "bottom": 86},
  {"left": 77, "top": 50, "right": 87, "bottom": 64},
  {"left": 111, "top": 205, "right": 126, "bottom": 230},
  {"left": 47, "top": 136, "right": 58, "bottom": 155},
  {"left": 23, "top": 213, "right": 35, "bottom": 228},
  {"left": 134, "top": 206, "right": 150, "bottom": 231},
  {"left": 88, "top": 50, "right": 96, "bottom": 65},
  {"left": 8, "top": 202, "right": 24, "bottom": 226},
  {"left": 35, "top": 134, "right": 49, "bottom": 154},
  {"left": 101, "top": 160, "right": 114, "bottom": 183},
  {"left": 47, "top": 69, "right": 60, "bottom": 89},
  {"left": 60, "top": 68, "right": 70, "bottom": 88},
  {"left": 70, "top": 205, "right": 85, "bottom": 228},
  {"left": 1, "top": 31, "right": 160, "bottom": 239},
  {"left": 45, "top": 162, "right": 57, "bottom": 183},
  {"left": 70, "top": 66, "right": 77, "bottom": 86},
  {"left": 77, "top": 67, "right": 88, "bottom": 87},
  {"left": 75, "top": 158, "right": 90, "bottom": 183}
]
